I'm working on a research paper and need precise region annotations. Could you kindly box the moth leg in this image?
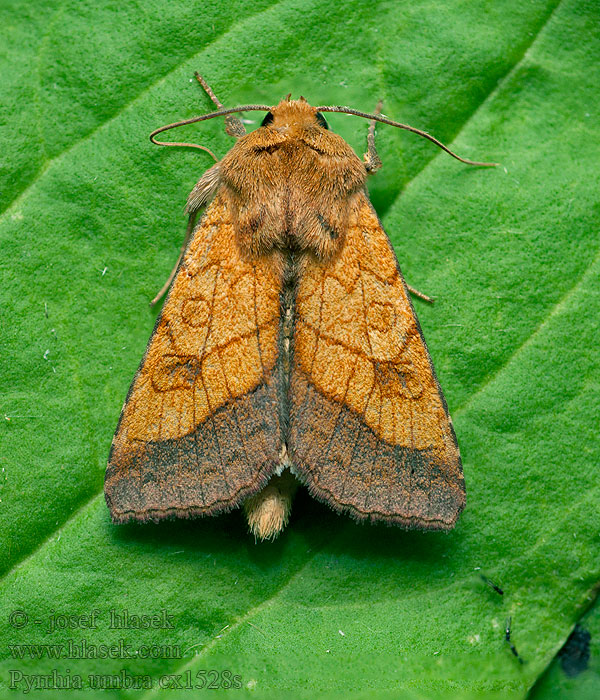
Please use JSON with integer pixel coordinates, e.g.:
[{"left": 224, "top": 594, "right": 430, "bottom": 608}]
[
  {"left": 363, "top": 99, "right": 383, "bottom": 174},
  {"left": 243, "top": 470, "right": 298, "bottom": 541},
  {"left": 364, "top": 99, "right": 430, "bottom": 304},
  {"left": 406, "top": 284, "right": 434, "bottom": 304},
  {"left": 150, "top": 211, "right": 198, "bottom": 306},
  {"left": 194, "top": 72, "right": 246, "bottom": 138}
]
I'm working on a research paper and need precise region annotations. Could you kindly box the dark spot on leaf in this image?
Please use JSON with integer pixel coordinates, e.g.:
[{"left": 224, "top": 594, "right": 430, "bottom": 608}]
[{"left": 558, "top": 624, "right": 591, "bottom": 677}]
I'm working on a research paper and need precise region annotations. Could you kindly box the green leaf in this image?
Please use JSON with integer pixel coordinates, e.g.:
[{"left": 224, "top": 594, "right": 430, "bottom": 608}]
[{"left": 1, "top": 0, "right": 598, "bottom": 696}]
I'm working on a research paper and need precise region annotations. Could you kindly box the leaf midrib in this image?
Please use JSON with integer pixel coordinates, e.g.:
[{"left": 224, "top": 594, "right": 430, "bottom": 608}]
[
  {"left": 0, "top": 0, "right": 283, "bottom": 223},
  {"left": 138, "top": 481, "right": 600, "bottom": 700}
]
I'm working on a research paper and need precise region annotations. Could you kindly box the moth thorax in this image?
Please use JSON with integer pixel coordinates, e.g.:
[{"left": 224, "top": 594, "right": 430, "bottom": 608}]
[
  {"left": 229, "top": 190, "right": 361, "bottom": 261},
  {"left": 221, "top": 134, "right": 366, "bottom": 260}
]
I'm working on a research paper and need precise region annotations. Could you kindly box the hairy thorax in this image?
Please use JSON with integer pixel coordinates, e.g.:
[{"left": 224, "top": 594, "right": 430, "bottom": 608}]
[{"left": 217, "top": 116, "right": 367, "bottom": 261}]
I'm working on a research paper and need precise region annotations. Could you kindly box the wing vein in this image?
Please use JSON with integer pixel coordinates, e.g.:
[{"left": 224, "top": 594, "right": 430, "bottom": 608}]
[
  {"left": 363, "top": 386, "right": 383, "bottom": 511},
  {"left": 197, "top": 266, "right": 230, "bottom": 495},
  {"left": 339, "top": 379, "right": 377, "bottom": 502},
  {"left": 218, "top": 347, "right": 253, "bottom": 486},
  {"left": 253, "top": 263, "right": 267, "bottom": 382},
  {"left": 320, "top": 353, "right": 359, "bottom": 465}
]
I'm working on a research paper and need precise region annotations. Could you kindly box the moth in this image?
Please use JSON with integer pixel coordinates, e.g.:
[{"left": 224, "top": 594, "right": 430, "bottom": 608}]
[{"left": 105, "top": 75, "right": 495, "bottom": 540}]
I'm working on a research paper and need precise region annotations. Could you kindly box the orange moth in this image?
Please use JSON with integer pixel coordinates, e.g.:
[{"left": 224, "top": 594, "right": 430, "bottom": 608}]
[{"left": 104, "top": 75, "right": 495, "bottom": 540}]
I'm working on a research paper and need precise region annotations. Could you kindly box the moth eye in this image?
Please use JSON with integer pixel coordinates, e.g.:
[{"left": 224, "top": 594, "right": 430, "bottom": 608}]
[
  {"left": 315, "top": 112, "right": 329, "bottom": 130},
  {"left": 261, "top": 112, "right": 275, "bottom": 127}
]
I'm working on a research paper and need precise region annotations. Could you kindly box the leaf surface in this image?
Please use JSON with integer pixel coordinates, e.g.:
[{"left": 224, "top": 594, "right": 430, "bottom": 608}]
[{"left": 1, "top": 0, "right": 598, "bottom": 696}]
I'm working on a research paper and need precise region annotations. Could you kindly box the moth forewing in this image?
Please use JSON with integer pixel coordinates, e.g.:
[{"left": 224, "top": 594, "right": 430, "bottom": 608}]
[
  {"left": 105, "top": 194, "right": 284, "bottom": 523},
  {"left": 288, "top": 194, "right": 465, "bottom": 530}
]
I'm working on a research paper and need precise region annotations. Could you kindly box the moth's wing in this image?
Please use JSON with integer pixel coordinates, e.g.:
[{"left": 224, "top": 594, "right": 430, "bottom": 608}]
[
  {"left": 289, "top": 194, "right": 465, "bottom": 529},
  {"left": 105, "top": 194, "right": 283, "bottom": 523}
]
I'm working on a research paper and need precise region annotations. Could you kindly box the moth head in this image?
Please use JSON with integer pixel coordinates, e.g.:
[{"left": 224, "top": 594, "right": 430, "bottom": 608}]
[{"left": 260, "top": 99, "right": 329, "bottom": 133}]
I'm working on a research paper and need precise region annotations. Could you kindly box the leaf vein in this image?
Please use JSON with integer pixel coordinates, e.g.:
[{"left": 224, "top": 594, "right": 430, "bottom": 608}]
[{"left": 0, "top": 0, "right": 284, "bottom": 223}]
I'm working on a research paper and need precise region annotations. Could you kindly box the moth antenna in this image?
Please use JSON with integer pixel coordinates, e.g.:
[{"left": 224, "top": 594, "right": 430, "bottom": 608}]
[
  {"left": 149, "top": 105, "right": 271, "bottom": 149},
  {"left": 148, "top": 140, "right": 218, "bottom": 160},
  {"left": 315, "top": 105, "right": 498, "bottom": 167}
]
